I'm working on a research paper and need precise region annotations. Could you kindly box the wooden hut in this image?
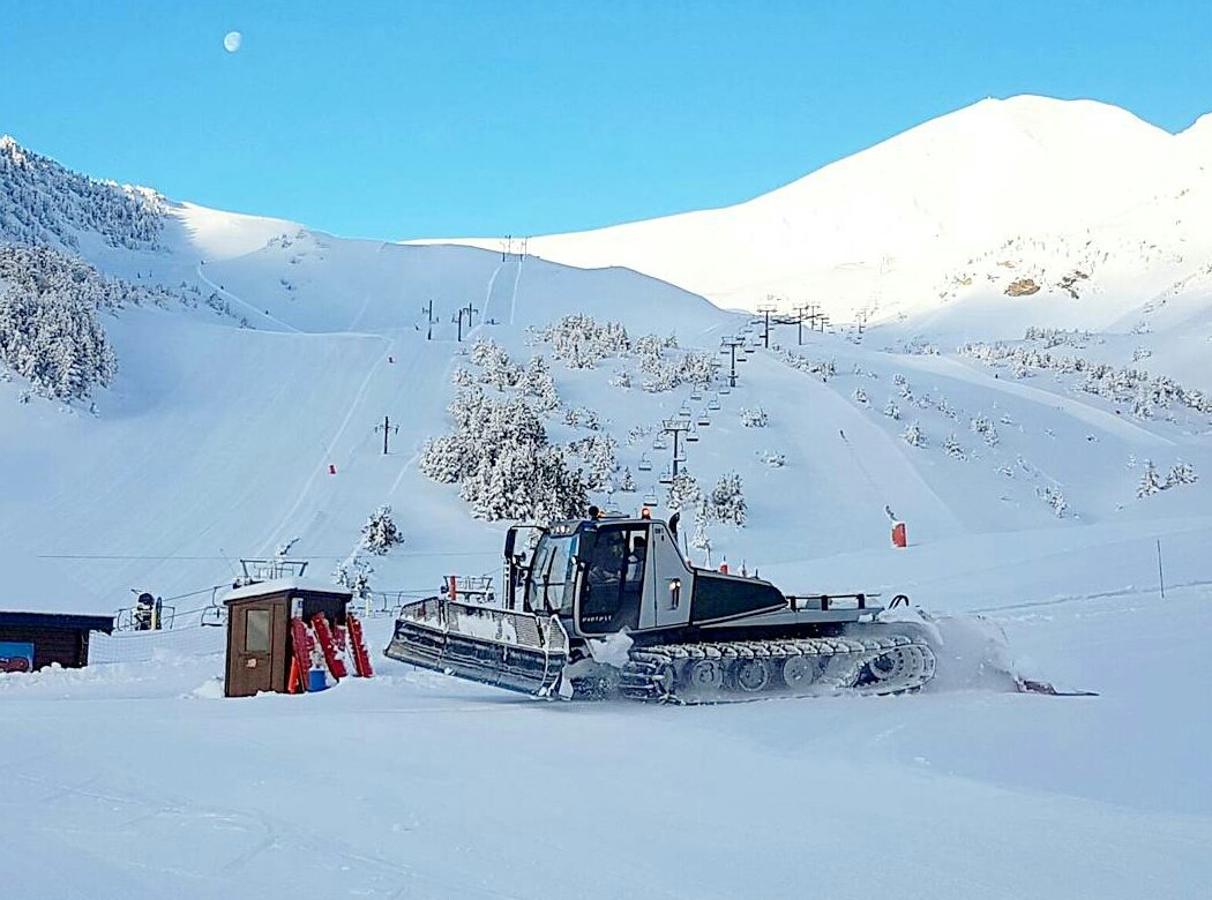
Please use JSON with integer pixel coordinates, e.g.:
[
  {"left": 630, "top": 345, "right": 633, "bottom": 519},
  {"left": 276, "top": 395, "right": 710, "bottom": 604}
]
[
  {"left": 0, "top": 611, "right": 115, "bottom": 672},
  {"left": 222, "top": 579, "right": 352, "bottom": 697}
]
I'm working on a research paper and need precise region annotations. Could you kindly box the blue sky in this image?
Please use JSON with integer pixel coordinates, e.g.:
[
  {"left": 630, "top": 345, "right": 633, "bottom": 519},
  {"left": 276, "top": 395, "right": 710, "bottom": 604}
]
[{"left": 3, "top": 1, "right": 1210, "bottom": 240}]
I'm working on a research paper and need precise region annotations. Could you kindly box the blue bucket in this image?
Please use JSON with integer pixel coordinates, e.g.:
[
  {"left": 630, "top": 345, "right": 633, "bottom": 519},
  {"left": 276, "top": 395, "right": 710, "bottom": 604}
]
[{"left": 307, "top": 669, "right": 328, "bottom": 692}]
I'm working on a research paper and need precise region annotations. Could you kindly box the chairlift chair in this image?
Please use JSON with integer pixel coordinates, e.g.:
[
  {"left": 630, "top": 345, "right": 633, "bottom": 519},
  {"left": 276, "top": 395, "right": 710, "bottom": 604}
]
[
  {"left": 708, "top": 396, "right": 721, "bottom": 411},
  {"left": 638, "top": 453, "right": 653, "bottom": 472},
  {"left": 643, "top": 488, "right": 659, "bottom": 506},
  {"left": 690, "top": 388, "right": 703, "bottom": 401},
  {"left": 659, "top": 468, "right": 674, "bottom": 485},
  {"left": 719, "top": 384, "right": 732, "bottom": 395},
  {"left": 697, "top": 412, "right": 711, "bottom": 426},
  {"left": 198, "top": 587, "right": 226, "bottom": 627},
  {"left": 686, "top": 429, "right": 701, "bottom": 443},
  {"left": 653, "top": 435, "right": 668, "bottom": 451}
]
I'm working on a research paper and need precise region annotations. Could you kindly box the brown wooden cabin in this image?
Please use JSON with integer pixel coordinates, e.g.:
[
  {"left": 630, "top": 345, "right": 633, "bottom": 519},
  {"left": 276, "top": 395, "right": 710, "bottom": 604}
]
[
  {"left": 0, "top": 611, "right": 115, "bottom": 672},
  {"left": 223, "top": 580, "right": 352, "bottom": 698}
]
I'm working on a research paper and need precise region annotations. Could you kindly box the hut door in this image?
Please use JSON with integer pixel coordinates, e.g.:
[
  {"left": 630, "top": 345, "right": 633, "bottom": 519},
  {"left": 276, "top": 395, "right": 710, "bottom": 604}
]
[{"left": 233, "top": 603, "right": 276, "bottom": 695}]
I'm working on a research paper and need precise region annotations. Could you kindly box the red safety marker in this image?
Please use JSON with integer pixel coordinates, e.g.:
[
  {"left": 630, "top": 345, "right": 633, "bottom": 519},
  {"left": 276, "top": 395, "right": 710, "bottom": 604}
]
[{"left": 891, "top": 521, "right": 907, "bottom": 548}]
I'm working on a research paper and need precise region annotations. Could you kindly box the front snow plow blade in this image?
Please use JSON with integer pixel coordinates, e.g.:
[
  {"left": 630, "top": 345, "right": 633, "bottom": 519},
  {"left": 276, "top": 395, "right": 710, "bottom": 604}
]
[{"left": 384, "top": 597, "right": 570, "bottom": 697}]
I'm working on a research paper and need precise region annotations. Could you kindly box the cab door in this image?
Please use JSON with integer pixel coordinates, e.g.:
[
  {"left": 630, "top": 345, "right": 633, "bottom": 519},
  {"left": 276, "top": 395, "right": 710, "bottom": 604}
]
[{"left": 578, "top": 524, "right": 649, "bottom": 635}]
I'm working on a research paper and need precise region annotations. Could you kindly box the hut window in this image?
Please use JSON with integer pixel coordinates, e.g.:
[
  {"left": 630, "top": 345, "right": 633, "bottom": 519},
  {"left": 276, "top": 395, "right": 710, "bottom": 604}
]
[{"left": 245, "top": 609, "right": 271, "bottom": 653}]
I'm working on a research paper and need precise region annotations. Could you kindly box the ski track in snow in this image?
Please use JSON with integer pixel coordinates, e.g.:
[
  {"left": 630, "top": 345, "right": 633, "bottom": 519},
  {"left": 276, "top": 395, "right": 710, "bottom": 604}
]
[
  {"left": 194, "top": 263, "right": 301, "bottom": 334},
  {"left": 507, "top": 254, "right": 523, "bottom": 325},
  {"left": 257, "top": 338, "right": 393, "bottom": 556},
  {"left": 481, "top": 260, "right": 503, "bottom": 325}
]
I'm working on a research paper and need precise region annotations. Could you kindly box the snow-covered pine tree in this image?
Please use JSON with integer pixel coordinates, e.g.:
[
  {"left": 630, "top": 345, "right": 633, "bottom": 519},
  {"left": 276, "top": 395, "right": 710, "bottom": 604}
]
[
  {"left": 361, "top": 506, "right": 404, "bottom": 555},
  {"left": 852, "top": 387, "right": 870, "bottom": 406},
  {"left": 901, "top": 421, "right": 926, "bottom": 447},
  {"left": 539, "top": 314, "right": 630, "bottom": 367},
  {"left": 1137, "top": 460, "right": 1163, "bottom": 497},
  {"left": 333, "top": 557, "right": 373, "bottom": 600},
  {"left": 691, "top": 499, "right": 712, "bottom": 562},
  {"left": 1, "top": 136, "right": 166, "bottom": 250},
  {"left": 568, "top": 433, "right": 618, "bottom": 491},
  {"left": 740, "top": 406, "right": 768, "bottom": 427},
  {"left": 470, "top": 338, "right": 521, "bottom": 390},
  {"left": 943, "top": 433, "right": 965, "bottom": 459},
  {"left": 709, "top": 472, "right": 747, "bottom": 527},
  {"left": 1037, "top": 486, "right": 1068, "bottom": 518},
  {"left": 665, "top": 470, "right": 702, "bottom": 514},
  {"left": 970, "top": 414, "right": 999, "bottom": 446},
  {"left": 758, "top": 450, "right": 786, "bottom": 468},
  {"left": 883, "top": 398, "right": 901, "bottom": 420},
  {"left": 520, "top": 355, "right": 559, "bottom": 412},
  {"left": 1165, "top": 461, "right": 1198, "bottom": 487}
]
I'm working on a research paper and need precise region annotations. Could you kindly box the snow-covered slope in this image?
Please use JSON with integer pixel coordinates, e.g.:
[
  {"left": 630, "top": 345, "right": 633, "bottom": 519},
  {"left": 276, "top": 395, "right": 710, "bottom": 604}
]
[
  {"left": 0, "top": 137, "right": 735, "bottom": 612},
  {"left": 425, "top": 96, "right": 1212, "bottom": 350}
]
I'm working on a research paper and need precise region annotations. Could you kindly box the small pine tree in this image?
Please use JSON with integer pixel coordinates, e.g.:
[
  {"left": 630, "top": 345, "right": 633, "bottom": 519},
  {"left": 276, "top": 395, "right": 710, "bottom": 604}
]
[
  {"left": 618, "top": 466, "right": 636, "bottom": 492},
  {"left": 666, "top": 470, "right": 702, "bottom": 513},
  {"left": 943, "top": 433, "right": 965, "bottom": 459},
  {"left": 740, "top": 406, "right": 768, "bottom": 428},
  {"left": 333, "top": 558, "right": 373, "bottom": 600},
  {"left": 852, "top": 387, "right": 869, "bottom": 406},
  {"left": 970, "top": 415, "right": 999, "bottom": 446},
  {"left": 709, "top": 472, "right": 747, "bottom": 527},
  {"left": 1137, "top": 460, "right": 1163, "bottom": 497},
  {"left": 883, "top": 398, "right": 901, "bottom": 420},
  {"left": 691, "top": 499, "right": 712, "bottom": 562},
  {"left": 361, "top": 506, "right": 403, "bottom": 555},
  {"left": 1166, "top": 461, "right": 1198, "bottom": 487},
  {"left": 901, "top": 421, "right": 926, "bottom": 447}
]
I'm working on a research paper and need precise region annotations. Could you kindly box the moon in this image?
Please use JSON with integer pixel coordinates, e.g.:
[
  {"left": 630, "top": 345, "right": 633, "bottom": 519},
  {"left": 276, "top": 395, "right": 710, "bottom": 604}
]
[{"left": 223, "top": 31, "right": 242, "bottom": 53}]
